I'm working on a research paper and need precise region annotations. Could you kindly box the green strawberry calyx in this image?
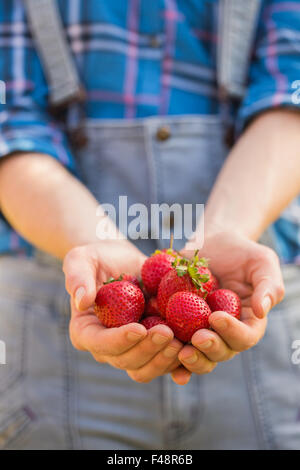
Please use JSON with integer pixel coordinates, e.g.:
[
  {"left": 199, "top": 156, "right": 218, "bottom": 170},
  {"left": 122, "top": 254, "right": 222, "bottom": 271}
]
[
  {"left": 172, "top": 250, "right": 210, "bottom": 294},
  {"left": 152, "top": 234, "right": 177, "bottom": 257},
  {"left": 153, "top": 248, "right": 177, "bottom": 257},
  {"left": 103, "top": 274, "right": 126, "bottom": 285}
]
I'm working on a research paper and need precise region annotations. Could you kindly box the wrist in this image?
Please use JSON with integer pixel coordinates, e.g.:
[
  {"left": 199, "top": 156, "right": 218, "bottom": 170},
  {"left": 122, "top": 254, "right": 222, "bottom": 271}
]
[
  {"left": 185, "top": 217, "right": 251, "bottom": 252},
  {"left": 203, "top": 205, "right": 263, "bottom": 241}
]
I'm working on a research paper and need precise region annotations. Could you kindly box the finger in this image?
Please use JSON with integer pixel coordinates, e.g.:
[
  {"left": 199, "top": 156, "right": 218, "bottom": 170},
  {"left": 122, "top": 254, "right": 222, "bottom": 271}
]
[
  {"left": 171, "top": 367, "right": 192, "bottom": 386},
  {"left": 165, "top": 358, "right": 182, "bottom": 373},
  {"left": 70, "top": 307, "right": 147, "bottom": 356},
  {"left": 191, "top": 329, "right": 237, "bottom": 362},
  {"left": 221, "top": 280, "right": 253, "bottom": 300},
  {"left": 127, "top": 339, "right": 183, "bottom": 383},
  {"left": 109, "top": 325, "right": 174, "bottom": 370},
  {"left": 178, "top": 345, "right": 217, "bottom": 374},
  {"left": 250, "top": 248, "right": 285, "bottom": 318},
  {"left": 208, "top": 309, "right": 267, "bottom": 352},
  {"left": 63, "top": 246, "right": 97, "bottom": 310}
]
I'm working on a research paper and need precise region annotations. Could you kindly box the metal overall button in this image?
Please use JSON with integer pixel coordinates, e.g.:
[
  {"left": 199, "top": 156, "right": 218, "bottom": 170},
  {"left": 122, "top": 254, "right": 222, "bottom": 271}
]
[{"left": 156, "top": 126, "right": 171, "bottom": 142}]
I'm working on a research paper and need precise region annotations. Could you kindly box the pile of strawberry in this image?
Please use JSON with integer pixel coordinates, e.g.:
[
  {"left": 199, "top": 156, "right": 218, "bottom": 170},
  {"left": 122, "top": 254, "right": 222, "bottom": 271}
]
[{"left": 94, "top": 249, "right": 241, "bottom": 343}]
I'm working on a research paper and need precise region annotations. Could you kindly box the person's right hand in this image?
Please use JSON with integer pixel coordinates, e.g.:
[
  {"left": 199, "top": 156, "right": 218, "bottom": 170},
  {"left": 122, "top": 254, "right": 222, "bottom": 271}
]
[{"left": 63, "top": 240, "right": 184, "bottom": 383}]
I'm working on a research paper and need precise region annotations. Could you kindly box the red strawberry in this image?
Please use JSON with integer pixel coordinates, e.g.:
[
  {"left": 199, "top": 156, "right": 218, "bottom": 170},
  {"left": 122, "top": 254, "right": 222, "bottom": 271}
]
[
  {"left": 121, "top": 274, "right": 141, "bottom": 289},
  {"left": 157, "top": 255, "right": 210, "bottom": 317},
  {"left": 197, "top": 266, "right": 218, "bottom": 295},
  {"left": 141, "top": 316, "right": 167, "bottom": 330},
  {"left": 166, "top": 292, "right": 211, "bottom": 343},
  {"left": 141, "top": 252, "right": 175, "bottom": 296},
  {"left": 105, "top": 274, "right": 141, "bottom": 289},
  {"left": 210, "top": 274, "right": 220, "bottom": 292},
  {"left": 206, "top": 289, "right": 241, "bottom": 319},
  {"left": 144, "top": 297, "right": 161, "bottom": 317},
  {"left": 94, "top": 280, "right": 145, "bottom": 328},
  {"left": 157, "top": 269, "right": 198, "bottom": 317}
]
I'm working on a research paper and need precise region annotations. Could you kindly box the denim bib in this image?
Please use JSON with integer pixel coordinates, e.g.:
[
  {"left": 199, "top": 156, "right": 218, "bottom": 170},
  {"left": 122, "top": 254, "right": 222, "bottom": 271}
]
[{"left": 74, "top": 115, "right": 227, "bottom": 254}]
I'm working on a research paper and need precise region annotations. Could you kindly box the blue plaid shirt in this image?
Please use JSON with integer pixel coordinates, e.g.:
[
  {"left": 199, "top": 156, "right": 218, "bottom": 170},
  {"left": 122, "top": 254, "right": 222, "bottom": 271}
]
[{"left": 0, "top": 0, "right": 300, "bottom": 262}]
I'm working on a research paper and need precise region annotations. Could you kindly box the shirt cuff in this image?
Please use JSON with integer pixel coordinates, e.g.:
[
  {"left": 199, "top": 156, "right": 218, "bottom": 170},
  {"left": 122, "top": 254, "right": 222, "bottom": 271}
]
[
  {"left": 0, "top": 131, "right": 76, "bottom": 172},
  {"left": 237, "top": 86, "right": 300, "bottom": 135}
]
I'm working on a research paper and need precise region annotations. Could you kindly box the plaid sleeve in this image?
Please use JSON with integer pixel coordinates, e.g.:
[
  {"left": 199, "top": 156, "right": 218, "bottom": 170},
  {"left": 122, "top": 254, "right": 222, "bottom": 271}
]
[
  {"left": 238, "top": 0, "right": 300, "bottom": 131},
  {"left": 0, "top": 0, "right": 75, "bottom": 171}
]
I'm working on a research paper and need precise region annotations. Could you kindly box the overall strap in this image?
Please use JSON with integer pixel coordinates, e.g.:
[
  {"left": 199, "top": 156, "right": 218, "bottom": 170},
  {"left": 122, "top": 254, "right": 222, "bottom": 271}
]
[
  {"left": 24, "top": 0, "right": 84, "bottom": 109},
  {"left": 217, "top": 0, "right": 262, "bottom": 100}
]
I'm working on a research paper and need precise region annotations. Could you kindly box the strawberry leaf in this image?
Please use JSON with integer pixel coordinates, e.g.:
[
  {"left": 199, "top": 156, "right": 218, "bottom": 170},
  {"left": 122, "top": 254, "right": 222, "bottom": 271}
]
[
  {"left": 197, "top": 257, "right": 209, "bottom": 267},
  {"left": 198, "top": 274, "right": 210, "bottom": 283},
  {"left": 104, "top": 276, "right": 118, "bottom": 285},
  {"left": 187, "top": 266, "right": 198, "bottom": 278},
  {"left": 175, "top": 265, "right": 188, "bottom": 277}
]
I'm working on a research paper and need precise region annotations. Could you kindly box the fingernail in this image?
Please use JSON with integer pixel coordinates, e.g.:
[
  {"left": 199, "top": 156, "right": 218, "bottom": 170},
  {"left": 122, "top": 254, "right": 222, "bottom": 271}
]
[
  {"left": 213, "top": 318, "right": 228, "bottom": 330},
  {"left": 199, "top": 340, "right": 213, "bottom": 350},
  {"left": 163, "top": 347, "right": 178, "bottom": 358},
  {"left": 75, "top": 287, "right": 86, "bottom": 310},
  {"left": 127, "top": 331, "right": 144, "bottom": 342},
  {"left": 262, "top": 296, "right": 272, "bottom": 316},
  {"left": 184, "top": 353, "right": 198, "bottom": 364},
  {"left": 152, "top": 334, "right": 169, "bottom": 345}
]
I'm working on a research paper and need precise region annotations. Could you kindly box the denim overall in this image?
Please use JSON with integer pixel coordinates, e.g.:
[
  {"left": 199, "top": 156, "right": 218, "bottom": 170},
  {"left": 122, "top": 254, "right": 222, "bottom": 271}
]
[{"left": 1, "top": 0, "right": 300, "bottom": 450}]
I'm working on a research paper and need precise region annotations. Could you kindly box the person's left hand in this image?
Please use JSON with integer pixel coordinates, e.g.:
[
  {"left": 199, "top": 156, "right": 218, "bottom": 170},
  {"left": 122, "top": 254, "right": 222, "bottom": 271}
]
[
  {"left": 171, "top": 231, "right": 285, "bottom": 382},
  {"left": 63, "top": 240, "right": 185, "bottom": 384}
]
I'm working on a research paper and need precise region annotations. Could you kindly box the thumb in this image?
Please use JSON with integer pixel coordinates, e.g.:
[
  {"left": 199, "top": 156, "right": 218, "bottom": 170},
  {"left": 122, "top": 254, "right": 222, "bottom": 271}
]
[
  {"left": 251, "top": 248, "right": 285, "bottom": 319},
  {"left": 63, "top": 246, "right": 97, "bottom": 311}
]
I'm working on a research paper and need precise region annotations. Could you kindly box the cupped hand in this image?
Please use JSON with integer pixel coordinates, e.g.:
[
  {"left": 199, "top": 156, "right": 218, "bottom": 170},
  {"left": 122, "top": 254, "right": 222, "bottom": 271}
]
[
  {"left": 63, "top": 240, "right": 184, "bottom": 383},
  {"left": 177, "top": 231, "right": 285, "bottom": 374}
]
